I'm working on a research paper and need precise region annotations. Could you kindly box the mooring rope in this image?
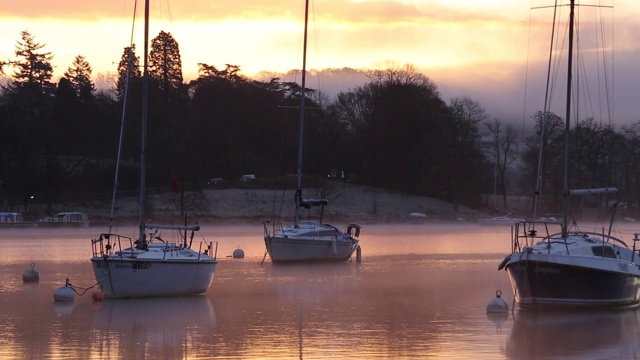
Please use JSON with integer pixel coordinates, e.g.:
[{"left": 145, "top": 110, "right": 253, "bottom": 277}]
[{"left": 64, "top": 278, "right": 101, "bottom": 296}]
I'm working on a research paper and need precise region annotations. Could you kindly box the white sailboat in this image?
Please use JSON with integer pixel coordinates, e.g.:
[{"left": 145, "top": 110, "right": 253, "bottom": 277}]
[
  {"left": 499, "top": 0, "right": 640, "bottom": 310},
  {"left": 262, "top": 0, "right": 360, "bottom": 263},
  {"left": 90, "top": 0, "right": 218, "bottom": 298}
]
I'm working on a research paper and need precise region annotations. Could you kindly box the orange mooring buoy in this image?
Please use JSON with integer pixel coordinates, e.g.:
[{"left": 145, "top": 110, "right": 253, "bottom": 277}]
[{"left": 92, "top": 291, "right": 105, "bottom": 301}]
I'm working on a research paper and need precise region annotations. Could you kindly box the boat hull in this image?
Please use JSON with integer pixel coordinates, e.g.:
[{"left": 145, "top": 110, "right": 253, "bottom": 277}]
[
  {"left": 505, "top": 254, "right": 640, "bottom": 310},
  {"left": 478, "top": 219, "right": 522, "bottom": 226},
  {"left": 265, "top": 235, "right": 358, "bottom": 263},
  {"left": 91, "top": 257, "right": 217, "bottom": 298}
]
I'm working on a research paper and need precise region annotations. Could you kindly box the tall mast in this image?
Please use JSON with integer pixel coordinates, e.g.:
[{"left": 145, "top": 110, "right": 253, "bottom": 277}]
[
  {"left": 294, "top": 0, "right": 309, "bottom": 228},
  {"left": 532, "top": 1, "right": 559, "bottom": 221},
  {"left": 139, "top": 0, "right": 149, "bottom": 241},
  {"left": 561, "top": 0, "right": 575, "bottom": 238}
]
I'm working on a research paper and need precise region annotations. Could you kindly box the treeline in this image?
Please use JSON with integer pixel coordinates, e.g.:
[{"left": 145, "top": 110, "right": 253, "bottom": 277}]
[{"left": 2, "top": 30, "right": 640, "bottom": 219}]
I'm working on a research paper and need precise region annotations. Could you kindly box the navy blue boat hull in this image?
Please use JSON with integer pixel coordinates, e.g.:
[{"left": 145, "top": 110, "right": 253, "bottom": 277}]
[{"left": 506, "top": 258, "right": 640, "bottom": 310}]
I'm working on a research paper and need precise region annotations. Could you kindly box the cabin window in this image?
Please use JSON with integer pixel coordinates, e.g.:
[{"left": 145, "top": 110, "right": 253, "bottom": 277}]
[{"left": 591, "top": 246, "right": 617, "bottom": 259}]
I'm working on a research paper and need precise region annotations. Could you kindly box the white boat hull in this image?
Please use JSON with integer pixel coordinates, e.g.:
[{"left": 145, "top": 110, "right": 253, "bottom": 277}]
[
  {"left": 265, "top": 235, "right": 357, "bottom": 262},
  {"left": 264, "top": 221, "right": 359, "bottom": 263},
  {"left": 91, "top": 257, "right": 216, "bottom": 298}
]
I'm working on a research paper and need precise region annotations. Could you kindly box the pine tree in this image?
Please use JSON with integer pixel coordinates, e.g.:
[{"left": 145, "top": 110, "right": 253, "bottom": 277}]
[
  {"left": 5, "top": 30, "right": 55, "bottom": 96},
  {"left": 63, "top": 55, "right": 95, "bottom": 102},
  {"left": 116, "top": 45, "right": 141, "bottom": 101},
  {"left": 149, "top": 31, "right": 183, "bottom": 94}
]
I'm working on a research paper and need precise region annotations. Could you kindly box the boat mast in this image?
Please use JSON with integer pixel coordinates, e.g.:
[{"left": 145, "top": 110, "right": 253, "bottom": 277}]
[
  {"left": 294, "top": 0, "right": 309, "bottom": 228},
  {"left": 561, "top": 0, "right": 575, "bottom": 238},
  {"left": 139, "top": 0, "right": 150, "bottom": 241},
  {"left": 532, "top": 1, "right": 559, "bottom": 221}
]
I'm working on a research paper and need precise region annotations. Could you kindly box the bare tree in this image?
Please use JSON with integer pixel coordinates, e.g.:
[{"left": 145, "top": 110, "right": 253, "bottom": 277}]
[
  {"left": 484, "top": 118, "right": 519, "bottom": 209},
  {"left": 367, "top": 61, "right": 438, "bottom": 92},
  {"left": 447, "top": 96, "right": 489, "bottom": 212}
]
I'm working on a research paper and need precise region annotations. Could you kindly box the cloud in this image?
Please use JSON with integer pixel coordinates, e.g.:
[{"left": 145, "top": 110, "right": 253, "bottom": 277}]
[{"left": 1, "top": 0, "right": 638, "bottom": 124}]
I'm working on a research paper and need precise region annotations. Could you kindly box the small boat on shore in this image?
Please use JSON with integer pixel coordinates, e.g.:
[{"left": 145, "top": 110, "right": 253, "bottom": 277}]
[
  {"left": 0, "top": 212, "right": 37, "bottom": 228},
  {"left": 478, "top": 213, "right": 524, "bottom": 226},
  {"left": 40, "top": 211, "right": 89, "bottom": 227}
]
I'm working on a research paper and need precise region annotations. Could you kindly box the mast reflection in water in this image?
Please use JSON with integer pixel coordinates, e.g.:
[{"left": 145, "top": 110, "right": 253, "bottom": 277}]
[{"left": 1, "top": 224, "right": 639, "bottom": 359}]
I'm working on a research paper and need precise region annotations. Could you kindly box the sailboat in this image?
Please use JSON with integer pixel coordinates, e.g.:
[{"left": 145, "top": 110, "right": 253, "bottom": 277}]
[
  {"left": 90, "top": 0, "right": 218, "bottom": 298},
  {"left": 498, "top": 0, "right": 640, "bottom": 310},
  {"left": 262, "top": 0, "right": 360, "bottom": 263}
]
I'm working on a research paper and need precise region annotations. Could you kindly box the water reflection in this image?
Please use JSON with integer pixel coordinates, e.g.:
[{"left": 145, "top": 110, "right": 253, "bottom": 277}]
[
  {"left": 92, "top": 296, "right": 216, "bottom": 359},
  {"left": 507, "top": 309, "right": 640, "bottom": 359},
  {"left": 14, "top": 224, "right": 640, "bottom": 358},
  {"left": 486, "top": 311, "right": 509, "bottom": 332},
  {"left": 53, "top": 302, "right": 75, "bottom": 317},
  {"left": 266, "top": 262, "right": 361, "bottom": 302}
]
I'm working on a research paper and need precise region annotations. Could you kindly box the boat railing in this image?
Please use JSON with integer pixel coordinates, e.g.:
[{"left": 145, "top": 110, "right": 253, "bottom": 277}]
[
  {"left": 157, "top": 240, "right": 218, "bottom": 260},
  {"left": 91, "top": 233, "right": 134, "bottom": 258},
  {"left": 513, "top": 220, "right": 634, "bottom": 257},
  {"left": 565, "top": 231, "right": 629, "bottom": 248},
  {"left": 145, "top": 223, "right": 200, "bottom": 231},
  {"left": 263, "top": 220, "right": 283, "bottom": 238},
  {"left": 198, "top": 241, "right": 218, "bottom": 260},
  {"left": 632, "top": 234, "right": 640, "bottom": 263},
  {"left": 512, "top": 220, "right": 562, "bottom": 253}
]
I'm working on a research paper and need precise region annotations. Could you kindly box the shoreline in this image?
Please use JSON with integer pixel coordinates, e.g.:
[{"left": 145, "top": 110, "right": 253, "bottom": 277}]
[{"left": 81, "top": 182, "right": 489, "bottom": 226}]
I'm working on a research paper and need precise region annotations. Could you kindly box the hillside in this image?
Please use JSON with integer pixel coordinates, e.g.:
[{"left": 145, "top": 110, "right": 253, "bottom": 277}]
[{"left": 77, "top": 181, "right": 487, "bottom": 225}]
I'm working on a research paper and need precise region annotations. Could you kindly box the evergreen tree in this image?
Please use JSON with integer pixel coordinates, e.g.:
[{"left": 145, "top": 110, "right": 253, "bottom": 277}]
[
  {"left": 0, "top": 30, "right": 56, "bottom": 212},
  {"left": 63, "top": 55, "right": 95, "bottom": 102},
  {"left": 4, "top": 30, "right": 55, "bottom": 97},
  {"left": 149, "top": 31, "right": 183, "bottom": 94},
  {"left": 116, "top": 45, "right": 141, "bottom": 102}
]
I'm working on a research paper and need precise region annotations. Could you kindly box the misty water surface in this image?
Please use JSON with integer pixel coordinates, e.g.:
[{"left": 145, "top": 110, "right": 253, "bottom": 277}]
[{"left": 0, "top": 223, "right": 638, "bottom": 359}]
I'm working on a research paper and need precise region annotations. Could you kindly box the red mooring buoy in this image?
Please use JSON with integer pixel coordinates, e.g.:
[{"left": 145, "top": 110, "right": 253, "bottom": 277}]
[{"left": 92, "top": 291, "right": 105, "bottom": 302}]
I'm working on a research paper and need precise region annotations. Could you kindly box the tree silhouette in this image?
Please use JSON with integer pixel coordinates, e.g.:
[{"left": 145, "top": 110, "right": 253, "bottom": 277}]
[
  {"left": 64, "top": 55, "right": 95, "bottom": 102},
  {"left": 520, "top": 111, "right": 565, "bottom": 214},
  {"left": 334, "top": 63, "right": 464, "bottom": 199},
  {"left": 445, "top": 96, "right": 489, "bottom": 212},
  {"left": 483, "top": 118, "right": 519, "bottom": 209},
  {"left": 149, "top": 31, "right": 183, "bottom": 94},
  {"left": 7, "top": 30, "right": 55, "bottom": 94},
  {"left": 0, "top": 30, "right": 56, "bottom": 214},
  {"left": 116, "top": 45, "right": 141, "bottom": 102}
]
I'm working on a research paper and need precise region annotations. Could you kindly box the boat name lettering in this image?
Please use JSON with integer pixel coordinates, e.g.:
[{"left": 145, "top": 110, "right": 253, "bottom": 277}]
[
  {"left": 618, "top": 263, "right": 629, "bottom": 272},
  {"left": 132, "top": 262, "right": 151, "bottom": 270},
  {"left": 533, "top": 266, "right": 561, "bottom": 274}
]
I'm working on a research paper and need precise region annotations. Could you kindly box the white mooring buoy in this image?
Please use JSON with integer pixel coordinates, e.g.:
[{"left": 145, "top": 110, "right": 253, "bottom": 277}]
[
  {"left": 486, "top": 290, "right": 509, "bottom": 313},
  {"left": 232, "top": 246, "right": 245, "bottom": 259},
  {"left": 22, "top": 262, "right": 39, "bottom": 282},
  {"left": 53, "top": 279, "right": 75, "bottom": 302},
  {"left": 53, "top": 302, "right": 74, "bottom": 316}
]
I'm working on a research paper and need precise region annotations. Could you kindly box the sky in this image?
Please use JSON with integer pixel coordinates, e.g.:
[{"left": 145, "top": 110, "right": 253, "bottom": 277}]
[{"left": 1, "top": 0, "right": 640, "bottom": 128}]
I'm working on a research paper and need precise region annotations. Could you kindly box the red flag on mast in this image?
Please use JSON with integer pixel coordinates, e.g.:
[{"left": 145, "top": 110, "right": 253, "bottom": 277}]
[{"left": 172, "top": 178, "right": 179, "bottom": 194}]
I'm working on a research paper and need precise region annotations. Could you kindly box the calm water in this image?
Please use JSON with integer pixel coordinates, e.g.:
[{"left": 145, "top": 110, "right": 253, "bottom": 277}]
[{"left": 1, "top": 223, "right": 639, "bottom": 359}]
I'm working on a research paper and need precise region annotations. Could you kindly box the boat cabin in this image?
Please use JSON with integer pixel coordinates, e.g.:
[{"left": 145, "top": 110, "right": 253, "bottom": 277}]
[
  {"left": 0, "top": 212, "right": 24, "bottom": 223},
  {"left": 41, "top": 211, "right": 90, "bottom": 227}
]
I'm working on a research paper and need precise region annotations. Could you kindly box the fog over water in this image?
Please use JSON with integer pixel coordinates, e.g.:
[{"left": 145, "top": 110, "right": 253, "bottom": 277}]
[{"left": 1, "top": 223, "right": 639, "bottom": 359}]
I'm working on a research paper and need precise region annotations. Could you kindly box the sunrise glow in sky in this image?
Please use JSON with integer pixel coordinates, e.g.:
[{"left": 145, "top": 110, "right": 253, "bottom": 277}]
[{"left": 1, "top": 0, "right": 639, "bottom": 124}]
